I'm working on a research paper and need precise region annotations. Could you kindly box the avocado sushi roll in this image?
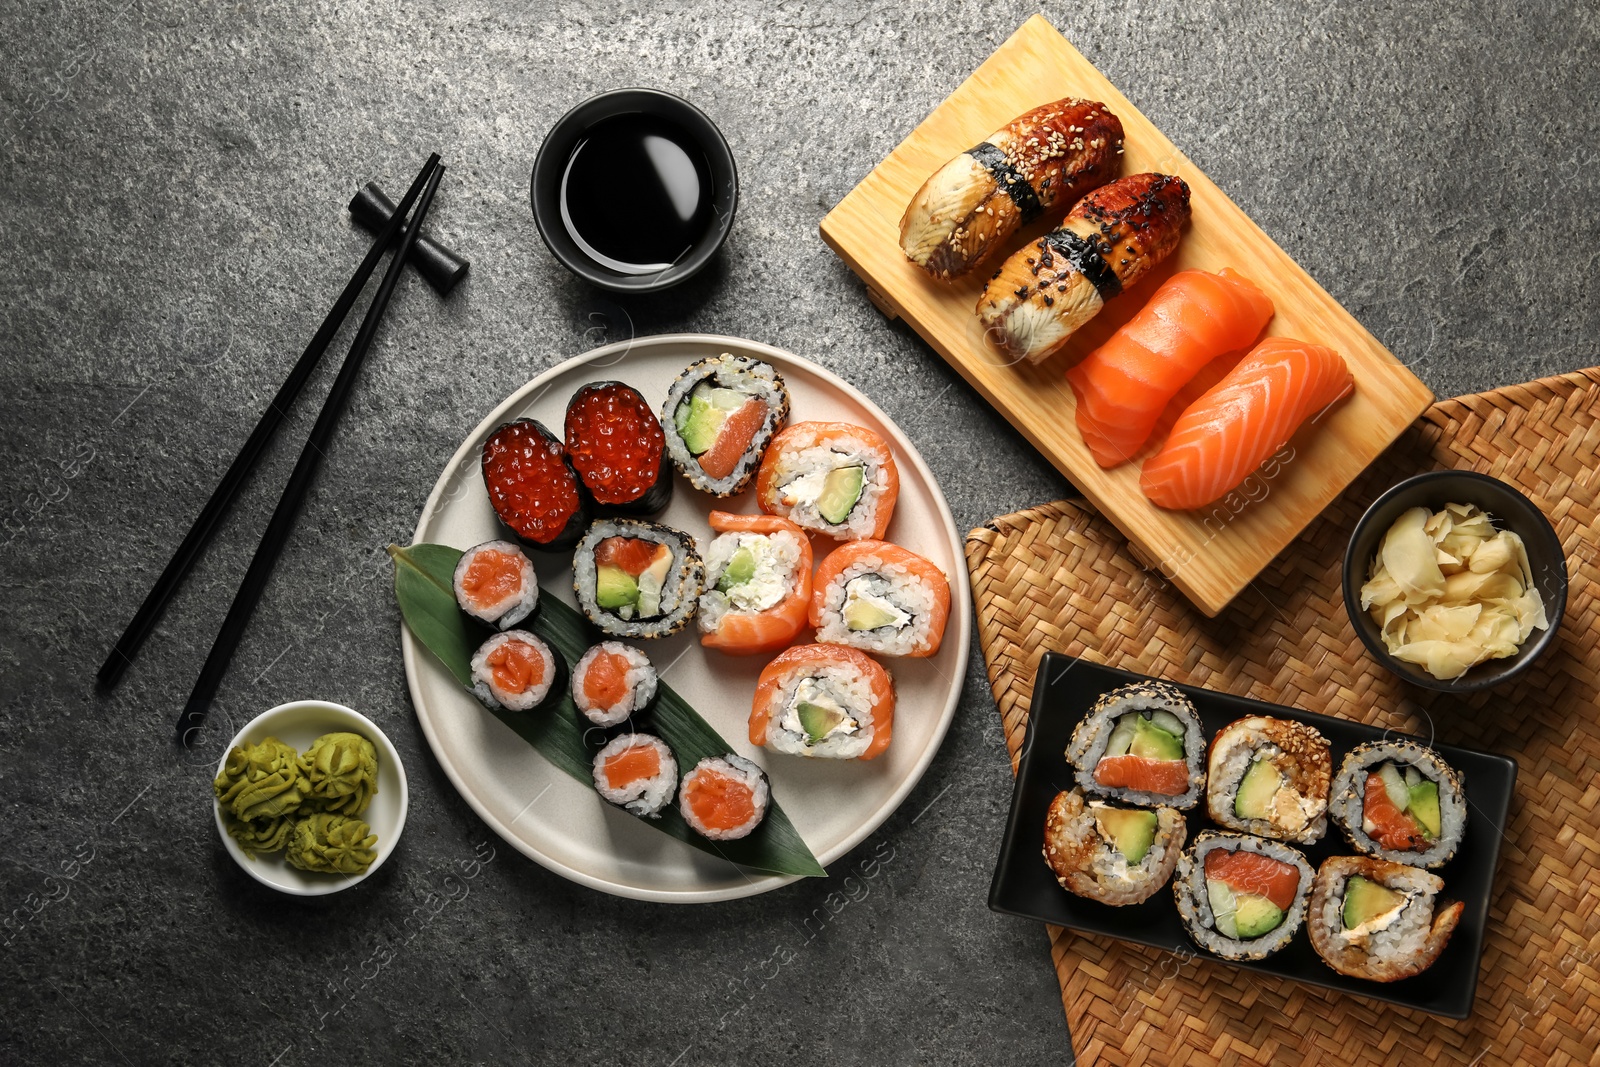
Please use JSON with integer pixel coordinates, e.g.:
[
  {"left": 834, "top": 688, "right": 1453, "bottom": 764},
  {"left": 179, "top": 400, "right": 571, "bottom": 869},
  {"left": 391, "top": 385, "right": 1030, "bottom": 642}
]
[
  {"left": 661, "top": 353, "right": 790, "bottom": 496},
  {"left": 1206, "top": 716, "right": 1331, "bottom": 844},
  {"left": 1328, "top": 740, "right": 1466, "bottom": 868},
  {"left": 564, "top": 381, "right": 673, "bottom": 516},
  {"left": 481, "top": 419, "right": 591, "bottom": 552},
  {"left": 470, "top": 630, "right": 562, "bottom": 712},
  {"left": 453, "top": 540, "right": 539, "bottom": 630},
  {"left": 1172, "top": 832, "right": 1314, "bottom": 960},
  {"left": 1066, "top": 681, "right": 1206, "bottom": 809},
  {"left": 1307, "top": 855, "right": 1465, "bottom": 981},
  {"left": 592, "top": 733, "right": 677, "bottom": 819},
  {"left": 755, "top": 421, "right": 900, "bottom": 540},
  {"left": 1042, "top": 789, "right": 1186, "bottom": 906},
  {"left": 573, "top": 519, "right": 703, "bottom": 639}
]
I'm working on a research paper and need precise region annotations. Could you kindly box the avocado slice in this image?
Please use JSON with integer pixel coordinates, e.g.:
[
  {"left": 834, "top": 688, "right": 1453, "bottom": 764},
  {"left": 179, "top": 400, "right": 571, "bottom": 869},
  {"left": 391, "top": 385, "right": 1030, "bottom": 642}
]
[
  {"left": 1342, "top": 875, "right": 1404, "bottom": 930},
  {"left": 595, "top": 564, "right": 638, "bottom": 610},
  {"left": 816, "top": 465, "right": 866, "bottom": 525},
  {"left": 1095, "top": 807, "right": 1159, "bottom": 865},
  {"left": 678, "top": 395, "right": 728, "bottom": 455},
  {"left": 1103, "top": 716, "right": 1138, "bottom": 757},
  {"left": 1408, "top": 780, "right": 1442, "bottom": 839},
  {"left": 1129, "top": 717, "right": 1185, "bottom": 761},
  {"left": 1233, "top": 892, "right": 1285, "bottom": 939},
  {"left": 1234, "top": 758, "right": 1282, "bottom": 820},
  {"left": 844, "top": 596, "right": 903, "bottom": 631},
  {"left": 1206, "top": 879, "right": 1240, "bottom": 939},
  {"left": 716, "top": 546, "right": 758, "bottom": 592},
  {"left": 796, "top": 701, "right": 847, "bottom": 744}
]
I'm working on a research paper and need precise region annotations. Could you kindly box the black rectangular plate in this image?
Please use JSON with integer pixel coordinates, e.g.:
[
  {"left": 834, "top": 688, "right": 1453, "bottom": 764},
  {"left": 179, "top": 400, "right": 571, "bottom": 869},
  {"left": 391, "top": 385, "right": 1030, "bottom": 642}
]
[{"left": 988, "top": 654, "right": 1517, "bottom": 1020}]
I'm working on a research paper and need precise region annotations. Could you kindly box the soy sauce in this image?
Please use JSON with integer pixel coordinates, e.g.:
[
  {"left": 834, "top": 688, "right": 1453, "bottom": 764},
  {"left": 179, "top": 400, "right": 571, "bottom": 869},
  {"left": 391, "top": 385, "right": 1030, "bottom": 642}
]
[{"left": 559, "top": 113, "right": 714, "bottom": 275}]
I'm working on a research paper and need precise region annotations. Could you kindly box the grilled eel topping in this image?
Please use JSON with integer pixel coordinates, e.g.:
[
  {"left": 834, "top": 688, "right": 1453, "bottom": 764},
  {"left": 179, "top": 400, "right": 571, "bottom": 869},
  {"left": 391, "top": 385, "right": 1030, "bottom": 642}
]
[
  {"left": 899, "top": 99, "right": 1124, "bottom": 280},
  {"left": 976, "top": 173, "right": 1191, "bottom": 365}
]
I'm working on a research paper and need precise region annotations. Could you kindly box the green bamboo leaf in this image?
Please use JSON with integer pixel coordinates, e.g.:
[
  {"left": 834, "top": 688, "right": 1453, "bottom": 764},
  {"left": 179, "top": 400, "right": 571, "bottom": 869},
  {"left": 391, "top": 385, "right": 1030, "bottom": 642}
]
[{"left": 390, "top": 542, "right": 825, "bottom": 879}]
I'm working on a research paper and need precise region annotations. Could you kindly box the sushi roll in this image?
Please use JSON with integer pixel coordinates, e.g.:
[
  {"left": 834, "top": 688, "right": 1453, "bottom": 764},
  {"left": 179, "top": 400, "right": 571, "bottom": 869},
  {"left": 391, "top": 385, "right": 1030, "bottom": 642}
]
[
  {"left": 699, "top": 511, "right": 813, "bottom": 655},
  {"left": 756, "top": 421, "right": 900, "bottom": 540},
  {"left": 679, "top": 754, "right": 770, "bottom": 841},
  {"left": 1307, "top": 855, "right": 1465, "bottom": 981},
  {"left": 661, "top": 354, "right": 790, "bottom": 496},
  {"left": 750, "top": 644, "right": 895, "bottom": 760},
  {"left": 1206, "top": 716, "right": 1331, "bottom": 844},
  {"left": 482, "top": 419, "right": 590, "bottom": 552},
  {"left": 572, "top": 519, "right": 704, "bottom": 639},
  {"left": 1065, "top": 681, "right": 1205, "bottom": 809},
  {"left": 1328, "top": 740, "right": 1466, "bottom": 869},
  {"left": 591, "top": 733, "right": 677, "bottom": 818},
  {"left": 470, "top": 630, "right": 561, "bottom": 712},
  {"left": 452, "top": 540, "right": 539, "bottom": 630},
  {"left": 571, "top": 642, "right": 658, "bottom": 728},
  {"left": 1172, "top": 831, "right": 1314, "bottom": 961},
  {"left": 564, "top": 381, "right": 673, "bottom": 516},
  {"left": 809, "top": 540, "right": 950, "bottom": 658},
  {"left": 1042, "top": 789, "right": 1185, "bottom": 906}
]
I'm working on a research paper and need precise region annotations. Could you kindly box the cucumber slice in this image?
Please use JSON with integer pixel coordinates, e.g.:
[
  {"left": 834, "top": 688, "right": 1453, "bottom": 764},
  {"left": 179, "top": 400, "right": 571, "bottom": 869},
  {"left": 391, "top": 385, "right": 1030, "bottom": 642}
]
[
  {"left": 1378, "top": 762, "right": 1410, "bottom": 812},
  {"left": 1145, "top": 709, "right": 1187, "bottom": 738},
  {"left": 706, "top": 387, "right": 749, "bottom": 411},
  {"left": 1206, "top": 878, "right": 1240, "bottom": 939},
  {"left": 1404, "top": 766, "right": 1422, "bottom": 789},
  {"left": 1103, "top": 717, "right": 1138, "bottom": 757}
]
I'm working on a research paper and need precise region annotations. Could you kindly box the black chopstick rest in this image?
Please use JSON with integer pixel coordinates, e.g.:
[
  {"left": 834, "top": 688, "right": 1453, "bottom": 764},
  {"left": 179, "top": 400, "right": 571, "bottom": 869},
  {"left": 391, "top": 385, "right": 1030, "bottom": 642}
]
[{"left": 348, "top": 181, "right": 469, "bottom": 294}]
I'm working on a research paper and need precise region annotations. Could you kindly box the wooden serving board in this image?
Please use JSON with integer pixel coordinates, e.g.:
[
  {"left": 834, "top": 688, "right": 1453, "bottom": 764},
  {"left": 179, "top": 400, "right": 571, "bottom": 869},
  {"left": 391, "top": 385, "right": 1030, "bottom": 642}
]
[{"left": 820, "top": 15, "right": 1435, "bottom": 617}]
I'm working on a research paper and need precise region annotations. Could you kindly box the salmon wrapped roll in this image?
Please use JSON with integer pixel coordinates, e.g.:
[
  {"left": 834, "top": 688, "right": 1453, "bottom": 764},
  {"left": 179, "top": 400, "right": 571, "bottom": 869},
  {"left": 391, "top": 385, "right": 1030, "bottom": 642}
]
[
  {"left": 756, "top": 421, "right": 899, "bottom": 541},
  {"left": 810, "top": 540, "right": 950, "bottom": 658},
  {"left": 750, "top": 644, "right": 895, "bottom": 760},
  {"left": 698, "top": 511, "right": 813, "bottom": 655}
]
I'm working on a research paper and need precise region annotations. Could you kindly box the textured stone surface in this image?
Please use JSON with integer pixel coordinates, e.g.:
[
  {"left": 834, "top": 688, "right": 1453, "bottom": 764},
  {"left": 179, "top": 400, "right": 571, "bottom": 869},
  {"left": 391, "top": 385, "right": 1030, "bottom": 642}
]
[{"left": 1, "top": 1, "right": 1595, "bottom": 1064}]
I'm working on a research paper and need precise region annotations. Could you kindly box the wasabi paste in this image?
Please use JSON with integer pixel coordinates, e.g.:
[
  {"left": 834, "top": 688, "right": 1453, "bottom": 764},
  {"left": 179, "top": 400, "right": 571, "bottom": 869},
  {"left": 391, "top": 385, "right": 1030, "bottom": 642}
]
[
  {"left": 299, "top": 732, "right": 379, "bottom": 816},
  {"left": 225, "top": 815, "right": 293, "bottom": 858},
  {"left": 285, "top": 812, "right": 378, "bottom": 875},
  {"left": 214, "top": 736, "right": 309, "bottom": 823}
]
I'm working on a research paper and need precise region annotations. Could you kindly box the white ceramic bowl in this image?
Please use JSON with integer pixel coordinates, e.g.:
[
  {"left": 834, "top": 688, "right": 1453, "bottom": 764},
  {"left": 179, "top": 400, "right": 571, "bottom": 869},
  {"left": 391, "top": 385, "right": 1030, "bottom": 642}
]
[{"left": 212, "top": 700, "right": 408, "bottom": 896}]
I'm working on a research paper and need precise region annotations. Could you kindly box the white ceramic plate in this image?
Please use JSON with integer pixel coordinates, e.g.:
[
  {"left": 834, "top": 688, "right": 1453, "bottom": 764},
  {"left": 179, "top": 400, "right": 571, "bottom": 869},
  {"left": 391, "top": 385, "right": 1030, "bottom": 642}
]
[
  {"left": 213, "top": 700, "right": 409, "bottom": 896},
  {"left": 401, "top": 334, "right": 970, "bottom": 902}
]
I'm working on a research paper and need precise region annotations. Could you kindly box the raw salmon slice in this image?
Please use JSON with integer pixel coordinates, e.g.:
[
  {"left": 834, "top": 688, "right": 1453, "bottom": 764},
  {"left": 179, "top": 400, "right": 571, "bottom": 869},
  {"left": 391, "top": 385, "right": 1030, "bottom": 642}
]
[
  {"left": 1093, "top": 753, "right": 1190, "bottom": 795},
  {"left": 1140, "top": 337, "right": 1353, "bottom": 510},
  {"left": 1204, "top": 848, "right": 1301, "bottom": 911},
  {"left": 1067, "top": 269, "right": 1275, "bottom": 468},
  {"left": 1363, "top": 772, "right": 1428, "bottom": 851}
]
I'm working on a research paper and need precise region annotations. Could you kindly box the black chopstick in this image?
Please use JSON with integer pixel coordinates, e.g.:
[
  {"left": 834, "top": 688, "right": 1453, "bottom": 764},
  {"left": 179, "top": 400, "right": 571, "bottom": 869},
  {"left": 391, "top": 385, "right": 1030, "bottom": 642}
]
[
  {"left": 98, "top": 152, "right": 443, "bottom": 690},
  {"left": 174, "top": 159, "right": 446, "bottom": 746}
]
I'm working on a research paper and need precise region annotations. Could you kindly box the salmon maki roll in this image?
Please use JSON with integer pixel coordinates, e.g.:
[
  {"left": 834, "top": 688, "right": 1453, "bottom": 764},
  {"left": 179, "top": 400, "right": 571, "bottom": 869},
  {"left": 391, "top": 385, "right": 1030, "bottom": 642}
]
[
  {"left": 750, "top": 644, "right": 895, "bottom": 760},
  {"left": 810, "top": 540, "right": 950, "bottom": 658},
  {"left": 571, "top": 641, "right": 657, "bottom": 728},
  {"left": 1066, "top": 269, "right": 1275, "bottom": 468},
  {"left": 591, "top": 733, "right": 677, "bottom": 818},
  {"left": 1066, "top": 681, "right": 1206, "bottom": 809},
  {"left": 452, "top": 540, "right": 539, "bottom": 630},
  {"left": 679, "top": 754, "right": 770, "bottom": 841},
  {"left": 661, "top": 354, "right": 790, "bottom": 496},
  {"left": 470, "top": 630, "right": 562, "bottom": 713},
  {"left": 699, "top": 511, "right": 813, "bottom": 655},
  {"left": 756, "top": 422, "right": 899, "bottom": 540},
  {"left": 1173, "top": 832, "right": 1314, "bottom": 960},
  {"left": 1140, "top": 337, "right": 1353, "bottom": 511}
]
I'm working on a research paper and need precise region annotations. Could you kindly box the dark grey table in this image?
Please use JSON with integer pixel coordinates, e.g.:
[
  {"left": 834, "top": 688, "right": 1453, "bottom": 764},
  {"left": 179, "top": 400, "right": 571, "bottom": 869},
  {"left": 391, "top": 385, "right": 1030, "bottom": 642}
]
[{"left": 3, "top": 2, "right": 1594, "bottom": 1063}]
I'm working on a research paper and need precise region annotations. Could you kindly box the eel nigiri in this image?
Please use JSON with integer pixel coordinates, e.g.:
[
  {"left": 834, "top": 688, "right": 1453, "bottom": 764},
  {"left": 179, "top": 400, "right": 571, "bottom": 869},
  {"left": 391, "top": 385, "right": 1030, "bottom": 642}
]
[
  {"left": 977, "top": 173, "right": 1191, "bottom": 365},
  {"left": 899, "top": 99, "right": 1124, "bottom": 280},
  {"left": 1140, "top": 338, "right": 1353, "bottom": 511},
  {"left": 1067, "top": 269, "right": 1275, "bottom": 468}
]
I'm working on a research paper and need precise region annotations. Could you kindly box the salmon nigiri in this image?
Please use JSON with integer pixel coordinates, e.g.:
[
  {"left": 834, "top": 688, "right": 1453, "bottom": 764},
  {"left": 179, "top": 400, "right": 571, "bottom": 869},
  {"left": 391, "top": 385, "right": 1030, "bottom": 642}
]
[
  {"left": 1140, "top": 338, "right": 1353, "bottom": 511},
  {"left": 1067, "top": 269, "right": 1275, "bottom": 468}
]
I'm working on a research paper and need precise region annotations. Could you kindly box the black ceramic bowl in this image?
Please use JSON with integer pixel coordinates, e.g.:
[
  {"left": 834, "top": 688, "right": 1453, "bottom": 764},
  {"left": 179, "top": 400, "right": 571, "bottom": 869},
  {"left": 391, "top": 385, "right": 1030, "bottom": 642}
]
[
  {"left": 530, "top": 88, "right": 737, "bottom": 293},
  {"left": 1342, "top": 469, "right": 1568, "bottom": 693}
]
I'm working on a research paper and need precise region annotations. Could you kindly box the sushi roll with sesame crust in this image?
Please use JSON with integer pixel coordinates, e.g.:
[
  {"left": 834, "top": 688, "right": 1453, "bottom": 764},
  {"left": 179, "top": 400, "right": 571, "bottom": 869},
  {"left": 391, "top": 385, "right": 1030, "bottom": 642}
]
[{"left": 1066, "top": 681, "right": 1206, "bottom": 809}]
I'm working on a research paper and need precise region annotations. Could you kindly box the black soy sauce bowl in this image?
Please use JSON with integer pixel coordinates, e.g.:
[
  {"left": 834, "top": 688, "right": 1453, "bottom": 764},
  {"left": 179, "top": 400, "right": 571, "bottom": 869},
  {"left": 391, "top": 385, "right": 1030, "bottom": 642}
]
[
  {"left": 530, "top": 88, "right": 737, "bottom": 293},
  {"left": 1342, "top": 469, "right": 1568, "bottom": 693}
]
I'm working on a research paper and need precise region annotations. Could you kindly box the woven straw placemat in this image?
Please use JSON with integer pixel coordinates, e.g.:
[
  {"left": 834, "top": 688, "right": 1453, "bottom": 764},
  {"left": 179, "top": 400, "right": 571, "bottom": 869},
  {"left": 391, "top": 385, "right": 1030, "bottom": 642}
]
[{"left": 965, "top": 368, "right": 1600, "bottom": 1066}]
